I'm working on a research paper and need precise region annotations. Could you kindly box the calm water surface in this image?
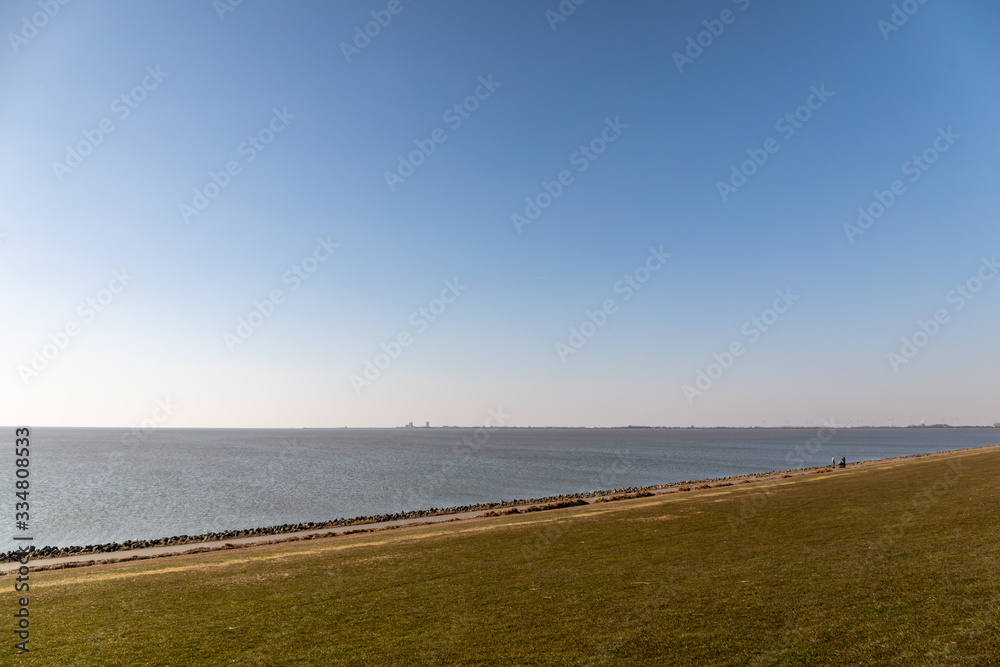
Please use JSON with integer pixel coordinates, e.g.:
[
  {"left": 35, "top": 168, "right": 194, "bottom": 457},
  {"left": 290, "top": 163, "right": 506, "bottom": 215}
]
[{"left": 6, "top": 427, "right": 996, "bottom": 549}]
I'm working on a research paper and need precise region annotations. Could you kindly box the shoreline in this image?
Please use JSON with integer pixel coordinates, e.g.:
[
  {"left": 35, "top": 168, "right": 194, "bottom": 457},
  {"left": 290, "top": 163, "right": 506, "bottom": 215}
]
[{"left": 3, "top": 443, "right": 996, "bottom": 570}]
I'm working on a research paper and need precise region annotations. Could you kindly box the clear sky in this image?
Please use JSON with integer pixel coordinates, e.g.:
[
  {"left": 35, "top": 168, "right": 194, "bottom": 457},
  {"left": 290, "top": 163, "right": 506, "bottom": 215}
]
[{"left": 1, "top": 0, "right": 998, "bottom": 428}]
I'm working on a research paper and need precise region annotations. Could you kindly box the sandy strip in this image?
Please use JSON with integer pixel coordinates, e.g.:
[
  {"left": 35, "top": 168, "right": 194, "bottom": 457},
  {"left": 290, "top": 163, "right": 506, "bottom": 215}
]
[{"left": 32, "top": 510, "right": 624, "bottom": 588}]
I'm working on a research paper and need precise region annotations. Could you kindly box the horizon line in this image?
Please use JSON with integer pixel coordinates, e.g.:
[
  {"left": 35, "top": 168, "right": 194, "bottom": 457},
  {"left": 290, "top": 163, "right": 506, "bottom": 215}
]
[{"left": 6, "top": 423, "right": 999, "bottom": 430}]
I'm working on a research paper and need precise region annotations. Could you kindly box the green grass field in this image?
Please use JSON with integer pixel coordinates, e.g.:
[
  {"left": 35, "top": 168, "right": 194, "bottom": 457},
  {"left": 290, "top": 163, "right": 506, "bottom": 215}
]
[{"left": 9, "top": 447, "right": 1000, "bottom": 665}]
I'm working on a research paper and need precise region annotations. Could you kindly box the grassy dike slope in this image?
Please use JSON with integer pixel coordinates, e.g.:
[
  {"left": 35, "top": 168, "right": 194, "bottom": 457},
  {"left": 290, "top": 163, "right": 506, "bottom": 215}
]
[{"left": 11, "top": 446, "right": 1000, "bottom": 665}]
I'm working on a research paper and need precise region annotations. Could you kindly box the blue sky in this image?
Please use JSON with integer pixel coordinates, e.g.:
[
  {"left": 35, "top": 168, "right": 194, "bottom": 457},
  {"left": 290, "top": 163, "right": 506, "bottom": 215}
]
[{"left": 1, "top": 0, "right": 998, "bottom": 428}]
